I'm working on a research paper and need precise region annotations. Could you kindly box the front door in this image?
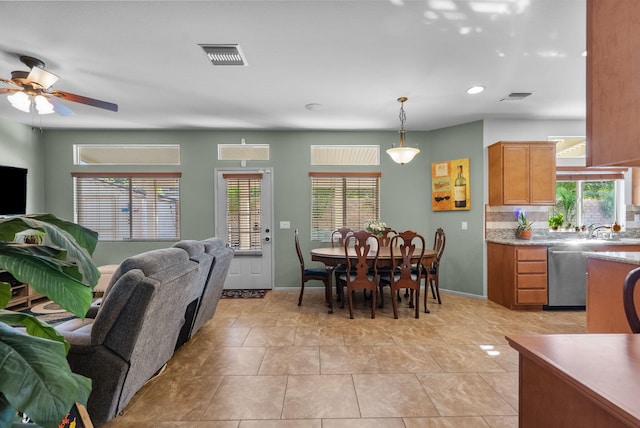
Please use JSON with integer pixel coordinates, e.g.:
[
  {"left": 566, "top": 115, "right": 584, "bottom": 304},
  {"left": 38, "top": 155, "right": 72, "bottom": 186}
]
[{"left": 215, "top": 168, "right": 273, "bottom": 289}]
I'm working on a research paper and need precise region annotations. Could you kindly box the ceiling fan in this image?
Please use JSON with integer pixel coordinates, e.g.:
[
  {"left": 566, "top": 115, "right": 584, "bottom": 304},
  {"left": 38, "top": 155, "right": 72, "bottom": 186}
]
[{"left": 0, "top": 55, "right": 118, "bottom": 116}]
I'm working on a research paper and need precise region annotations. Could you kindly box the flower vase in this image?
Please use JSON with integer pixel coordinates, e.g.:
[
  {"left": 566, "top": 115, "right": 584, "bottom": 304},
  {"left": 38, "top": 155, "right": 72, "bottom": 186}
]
[{"left": 368, "top": 236, "right": 379, "bottom": 254}]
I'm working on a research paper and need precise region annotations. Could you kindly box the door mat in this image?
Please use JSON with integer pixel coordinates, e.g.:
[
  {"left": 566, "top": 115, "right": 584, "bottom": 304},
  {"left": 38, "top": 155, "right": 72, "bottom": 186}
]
[{"left": 221, "top": 289, "right": 269, "bottom": 299}]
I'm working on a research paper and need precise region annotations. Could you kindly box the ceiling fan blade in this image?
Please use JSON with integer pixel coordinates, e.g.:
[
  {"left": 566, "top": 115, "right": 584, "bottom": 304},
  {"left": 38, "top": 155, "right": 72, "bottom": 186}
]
[
  {"left": 50, "top": 90, "right": 118, "bottom": 112},
  {"left": 46, "top": 96, "right": 74, "bottom": 116},
  {"left": 0, "top": 77, "right": 19, "bottom": 87},
  {"left": 0, "top": 87, "right": 20, "bottom": 94},
  {"left": 27, "top": 66, "right": 59, "bottom": 89}
]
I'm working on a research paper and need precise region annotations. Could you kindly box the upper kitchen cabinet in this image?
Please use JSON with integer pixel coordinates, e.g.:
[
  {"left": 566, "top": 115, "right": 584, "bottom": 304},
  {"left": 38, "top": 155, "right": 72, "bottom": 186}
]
[
  {"left": 587, "top": 0, "right": 640, "bottom": 166},
  {"left": 489, "top": 141, "right": 556, "bottom": 206}
]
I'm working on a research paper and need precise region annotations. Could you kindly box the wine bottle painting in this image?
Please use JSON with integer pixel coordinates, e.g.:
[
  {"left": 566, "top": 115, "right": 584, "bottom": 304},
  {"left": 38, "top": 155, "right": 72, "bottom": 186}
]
[{"left": 431, "top": 158, "right": 470, "bottom": 211}]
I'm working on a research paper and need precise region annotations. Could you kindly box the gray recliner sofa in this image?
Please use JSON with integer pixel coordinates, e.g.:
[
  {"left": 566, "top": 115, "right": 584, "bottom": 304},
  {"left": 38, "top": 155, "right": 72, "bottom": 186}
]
[
  {"left": 191, "top": 238, "right": 234, "bottom": 336},
  {"left": 171, "top": 237, "right": 233, "bottom": 343},
  {"left": 55, "top": 238, "right": 233, "bottom": 426}
]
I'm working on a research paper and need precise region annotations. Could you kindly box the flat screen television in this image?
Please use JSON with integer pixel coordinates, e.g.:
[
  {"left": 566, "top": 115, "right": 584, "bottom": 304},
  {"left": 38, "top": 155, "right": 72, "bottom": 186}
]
[{"left": 0, "top": 165, "right": 27, "bottom": 216}]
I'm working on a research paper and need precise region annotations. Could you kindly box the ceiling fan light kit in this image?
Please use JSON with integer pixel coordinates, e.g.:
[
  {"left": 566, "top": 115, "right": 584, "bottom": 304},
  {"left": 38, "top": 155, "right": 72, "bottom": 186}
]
[
  {"left": 7, "top": 91, "right": 30, "bottom": 112},
  {"left": 1, "top": 55, "right": 118, "bottom": 116},
  {"left": 387, "top": 97, "right": 420, "bottom": 165}
]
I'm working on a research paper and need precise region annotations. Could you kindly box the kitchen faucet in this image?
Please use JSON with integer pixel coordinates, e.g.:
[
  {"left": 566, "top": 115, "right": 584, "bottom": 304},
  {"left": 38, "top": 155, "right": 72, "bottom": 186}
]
[{"left": 588, "top": 224, "right": 612, "bottom": 239}]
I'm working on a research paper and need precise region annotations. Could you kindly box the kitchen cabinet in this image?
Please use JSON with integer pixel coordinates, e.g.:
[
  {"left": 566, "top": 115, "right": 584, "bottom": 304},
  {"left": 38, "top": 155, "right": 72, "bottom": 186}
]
[
  {"left": 488, "top": 141, "right": 556, "bottom": 206},
  {"left": 587, "top": 0, "right": 640, "bottom": 166},
  {"left": 487, "top": 243, "right": 548, "bottom": 310}
]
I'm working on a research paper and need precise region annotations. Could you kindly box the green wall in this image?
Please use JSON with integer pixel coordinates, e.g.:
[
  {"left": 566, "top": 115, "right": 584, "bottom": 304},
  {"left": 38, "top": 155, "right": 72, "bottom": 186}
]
[
  {"left": 42, "top": 129, "right": 463, "bottom": 290},
  {"left": 2, "top": 118, "right": 585, "bottom": 298},
  {"left": 0, "top": 117, "right": 45, "bottom": 213},
  {"left": 424, "top": 121, "right": 484, "bottom": 296}
]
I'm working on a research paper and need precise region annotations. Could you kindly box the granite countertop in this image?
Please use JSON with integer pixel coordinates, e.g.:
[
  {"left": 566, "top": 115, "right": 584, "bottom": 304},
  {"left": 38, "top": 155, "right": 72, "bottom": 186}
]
[
  {"left": 583, "top": 251, "right": 640, "bottom": 265},
  {"left": 486, "top": 237, "right": 640, "bottom": 246}
]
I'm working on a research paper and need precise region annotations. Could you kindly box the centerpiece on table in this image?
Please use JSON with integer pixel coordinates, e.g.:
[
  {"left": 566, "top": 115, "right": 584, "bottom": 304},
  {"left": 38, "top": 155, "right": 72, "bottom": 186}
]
[{"left": 364, "top": 219, "right": 387, "bottom": 251}]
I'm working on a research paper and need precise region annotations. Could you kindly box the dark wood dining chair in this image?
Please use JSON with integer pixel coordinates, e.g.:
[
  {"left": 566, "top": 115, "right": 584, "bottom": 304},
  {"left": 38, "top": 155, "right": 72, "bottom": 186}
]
[
  {"left": 425, "top": 227, "right": 446, "bottom": 308},
  {"left": 379, "top": 230, "right": 425, "bottom": 318},
  {"left": 378, "top": 227, "right": 397, "bottom": 248},
  {"left": 331, "top": 227, "right": 353, "bottom": 248},
  {"left": 623, "top": 267, "right": 640, "bottom": 333},
  {"left": 339, "top": 229, "right": 379, "bottom": 319},
  {"left": 295, "top": 229, "right": 329, "bottom": 306},
  {"left": 331, "top": 227, "right": 353, "bottom": 302}
]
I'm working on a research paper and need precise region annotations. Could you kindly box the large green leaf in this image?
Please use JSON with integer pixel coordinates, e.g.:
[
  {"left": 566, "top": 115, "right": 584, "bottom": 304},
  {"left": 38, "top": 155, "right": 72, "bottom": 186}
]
[
  {"left": 26, "top": 214, "right": 99, "bottom": 255},
  {"left": 0, "top": 216, "right": 100, "bottom": 288},
  {"left": 0, "top": 245, "right": 92, "bottom": 318},
  {"left": 0, "top": 310, "right": 70, "bottom": 353},
  {"left": 0, "top": 322, "right": 91, "bottom": 428},
  {"left": 5, "top": 217, "right": 99, "bottom": 288}
]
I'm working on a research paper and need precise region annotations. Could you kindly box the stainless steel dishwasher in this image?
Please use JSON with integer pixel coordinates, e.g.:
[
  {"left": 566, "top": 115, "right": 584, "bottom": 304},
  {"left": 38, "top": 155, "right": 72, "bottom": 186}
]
[{"left": 546, "top": 244, "right": 594, "bottom": 309}]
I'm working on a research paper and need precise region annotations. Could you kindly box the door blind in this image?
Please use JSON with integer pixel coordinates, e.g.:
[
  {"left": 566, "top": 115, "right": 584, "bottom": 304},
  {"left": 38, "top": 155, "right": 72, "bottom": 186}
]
[{"left": 224, "top": 173, "right": 263, "bottom": 252}]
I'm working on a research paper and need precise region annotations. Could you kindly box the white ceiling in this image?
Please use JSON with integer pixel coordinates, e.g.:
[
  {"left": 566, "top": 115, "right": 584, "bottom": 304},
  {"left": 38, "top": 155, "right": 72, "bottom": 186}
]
[{"left": 0, "top": 0, "right": 586, "bottom": 132}]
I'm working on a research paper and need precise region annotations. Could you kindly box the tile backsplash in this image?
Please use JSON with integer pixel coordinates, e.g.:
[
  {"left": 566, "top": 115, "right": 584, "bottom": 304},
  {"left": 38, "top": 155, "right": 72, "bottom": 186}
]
[{"left": 485, "top": 204, "right": 640, "bottom": 240}]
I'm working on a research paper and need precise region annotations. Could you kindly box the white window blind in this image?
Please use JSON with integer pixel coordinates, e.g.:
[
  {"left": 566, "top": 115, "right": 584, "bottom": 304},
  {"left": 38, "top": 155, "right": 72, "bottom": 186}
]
[
  {"left": 223, "top": 173, "right": 263, "bottom": 252},
  {"left": 310, "top": 172, "right": 381, "bottom": 241},
  {"left": 73, "top": 144, "right": 180, "bottom": 165},
  {"left": 72, "top": 172, "right": 181, "bottom": 241}
]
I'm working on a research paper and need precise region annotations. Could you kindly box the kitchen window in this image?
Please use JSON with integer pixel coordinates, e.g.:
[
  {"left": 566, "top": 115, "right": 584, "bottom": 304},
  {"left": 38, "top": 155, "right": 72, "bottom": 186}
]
[
  {"left": 72, "top": 172, "right": 181, "bottom": 241},
  {"left": 553, "top": 167, "right": 626, "bottom": 230},
  {"left": 310, "top": 172, "right": 381, "bottom": 241}
]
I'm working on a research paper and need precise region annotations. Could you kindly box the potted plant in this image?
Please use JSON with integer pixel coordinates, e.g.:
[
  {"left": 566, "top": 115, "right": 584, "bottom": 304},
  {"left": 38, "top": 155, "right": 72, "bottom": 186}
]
[
  {"left": 517, "top": 212, "right": 534, "bottom": 239},
  {"left": 0, "top": 214, "right": 99, "bottom": 428},
  {"left": 549, "top": 212, "right": 564, "bottom": 230}
]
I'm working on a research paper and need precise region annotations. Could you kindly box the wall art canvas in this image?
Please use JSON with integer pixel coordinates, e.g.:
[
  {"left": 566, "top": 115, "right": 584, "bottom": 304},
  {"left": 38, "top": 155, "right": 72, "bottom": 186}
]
[{"left": 431, "top": 157, "right": 470, "bottom": 211}]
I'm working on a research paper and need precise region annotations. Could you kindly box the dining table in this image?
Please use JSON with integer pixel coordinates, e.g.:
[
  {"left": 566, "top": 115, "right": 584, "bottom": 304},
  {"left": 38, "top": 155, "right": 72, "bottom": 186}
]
[{"left": 311, "top": 246, "right": 437, "bottom": 313}]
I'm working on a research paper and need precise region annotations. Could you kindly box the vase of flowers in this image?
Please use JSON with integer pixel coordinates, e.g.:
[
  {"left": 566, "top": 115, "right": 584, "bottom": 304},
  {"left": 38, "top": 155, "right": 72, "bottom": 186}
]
[{"left": 364, "top": 219, "right": 386, "bottom": 253}]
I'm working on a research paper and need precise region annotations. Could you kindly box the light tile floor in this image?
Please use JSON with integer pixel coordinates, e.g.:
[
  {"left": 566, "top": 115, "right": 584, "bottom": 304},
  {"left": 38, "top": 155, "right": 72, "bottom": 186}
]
[{"left": 102, "top": 288, "right": 586, "bottom": 428}]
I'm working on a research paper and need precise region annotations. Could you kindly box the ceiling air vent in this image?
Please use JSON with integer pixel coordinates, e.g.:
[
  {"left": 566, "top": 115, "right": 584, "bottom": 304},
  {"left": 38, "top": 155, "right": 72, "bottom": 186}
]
[
  {"left": 500, "top": 92, "right": 533, "bottom": 101},
  {"left": 200, "top": 44, "right": 247, "bottom": 66}
]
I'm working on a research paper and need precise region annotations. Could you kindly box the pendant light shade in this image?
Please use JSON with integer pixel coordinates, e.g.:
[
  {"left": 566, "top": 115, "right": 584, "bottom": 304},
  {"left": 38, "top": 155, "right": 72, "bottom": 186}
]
[{"left": 387, "top": 97, "right": 420, "bottom": 165}]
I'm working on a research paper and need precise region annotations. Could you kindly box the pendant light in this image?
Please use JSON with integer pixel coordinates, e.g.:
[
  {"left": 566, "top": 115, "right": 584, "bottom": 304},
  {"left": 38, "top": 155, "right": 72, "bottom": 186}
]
[{"left": 386, "top": 97, "right": 420, "bottom": 165}]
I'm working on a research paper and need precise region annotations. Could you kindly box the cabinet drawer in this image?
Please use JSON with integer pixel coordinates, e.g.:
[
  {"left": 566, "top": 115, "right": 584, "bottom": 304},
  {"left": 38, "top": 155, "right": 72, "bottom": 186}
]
[
  {"left": 517, "top": 289, "right": 548, "bottom": 305},
  {"left": 516, "top": 247, "right": 547, "bottom": 261},
  {"left": 517, "top": 274, "right": 547, "bottom": 289},
  {"left": 517, "top": 261, "right": 547, "bottom": 274}
]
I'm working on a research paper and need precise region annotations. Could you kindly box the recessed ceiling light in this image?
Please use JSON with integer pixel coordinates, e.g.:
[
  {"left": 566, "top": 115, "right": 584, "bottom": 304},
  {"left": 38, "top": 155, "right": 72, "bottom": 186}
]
[{"left": 466, "top": 86, "right": 485, "bottom": 95}]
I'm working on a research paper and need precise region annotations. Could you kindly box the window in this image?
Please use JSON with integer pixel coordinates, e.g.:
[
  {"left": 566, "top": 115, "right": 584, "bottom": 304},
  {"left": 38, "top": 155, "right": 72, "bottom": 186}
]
[
  {"left": 310, "top": 172, "right": 381, "bottom": 241},
  {"left": 72, "top": 172, "right": 181, "bottom": 241},
  {"left": 310, "top": 145, "right": 380, "bottom": 166},
  {"left": 552, "top": 167, "right": 626, "bottom": 230},
  {"left": 223, "top": 173, "right": 262, "bottom": 252},
  {"left": 73, "top": 144, "right": 180, "bottom": 165}
]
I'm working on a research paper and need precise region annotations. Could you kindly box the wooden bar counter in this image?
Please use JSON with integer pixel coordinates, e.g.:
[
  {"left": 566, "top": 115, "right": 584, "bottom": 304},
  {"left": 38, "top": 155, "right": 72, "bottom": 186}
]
[
  {"left": 585, "top": 252, "right": 640, "bottom": 333},
  {"left": 507, "top": 334, "right": 640, "bottom": 428}
]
